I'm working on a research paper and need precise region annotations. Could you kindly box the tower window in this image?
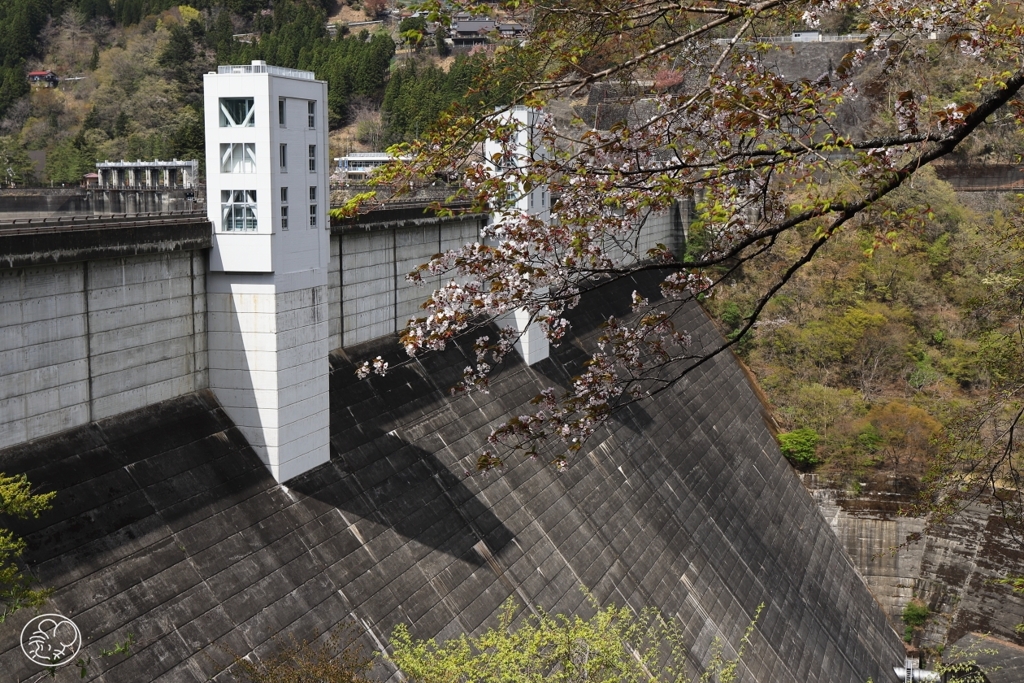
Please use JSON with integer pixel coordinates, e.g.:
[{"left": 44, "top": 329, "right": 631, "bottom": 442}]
[
  {"left": 220, "top": 190, "right": 258, "bottom": 232},
  {"left": 281, "top": 205, "right": 289, "bottom": 230},
  {"left": 309, "top": 204, "right": 317, "bottom": 228},
  {"left": 279, "top": 98, "right": 286, "bottom": 126},
  {"left": 309, "top": 186, "right": 316, "bottom": 201},
  {"left": 220, "top": 143, "right": 256, "bottom": 174},
  {"left": 308, "top": 145, "right": 316, "bottom": 172},
  {"left": 308, "top": 101, "right": 316, "bottom": 128},
  {"left": 219, "top": 98, "right": 254, "bottom": 127},
  {"left": 280, "top": 144, "right": 287, "bottom": 171}
]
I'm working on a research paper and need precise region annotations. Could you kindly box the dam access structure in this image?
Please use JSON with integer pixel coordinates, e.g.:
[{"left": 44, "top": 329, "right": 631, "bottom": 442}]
[{"left": 0, "top": 62, "right": 909, "bottom": 681}]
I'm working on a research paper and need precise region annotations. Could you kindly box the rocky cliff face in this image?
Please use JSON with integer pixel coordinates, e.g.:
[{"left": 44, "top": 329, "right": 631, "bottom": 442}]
[{"left": 808, "top": 476, "right": 1024, "bottom": 649}]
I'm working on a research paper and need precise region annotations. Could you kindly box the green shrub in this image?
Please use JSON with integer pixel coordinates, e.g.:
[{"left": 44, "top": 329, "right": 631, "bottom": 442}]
[
  {"left": 901, "top": 599, "right": 929, "bottom": 642},
  {"left": 778, "top": 428, "right": 820, "bottom": 468},
  {"left": 720, "top": 302, "right": 744, "bottom": 332}
]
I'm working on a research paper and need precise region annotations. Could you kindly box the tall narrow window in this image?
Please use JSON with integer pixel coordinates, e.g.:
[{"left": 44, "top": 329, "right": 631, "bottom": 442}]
[
  {"left": 309, "top": 186, "right": 316, "bottom": 201},
  {"left": 219, "top": 98, "right": 255, "bottom": 127},
  {"left": 308, "top": 145, "right": 316, "bottom": 172},
  {"left": 309, "top": 203, "right": 317, "bottom": 228},
  {"left": 279, "top": 98, "right": 286, "bottom": 127},
  {"left": 221, "top": 190, "right": 258, "bottom": 232},
  {"left": 220, "top": 143, "right": 256, "bottom": 173},
  {"left": 307, "top": 100, "right": 316, "bottom": 128},
  {"left": 280, "top": 144, "right": 287, "bottom": 171},
  {"left": 281, "top": 187, "right": 289, "bottom": 230}
]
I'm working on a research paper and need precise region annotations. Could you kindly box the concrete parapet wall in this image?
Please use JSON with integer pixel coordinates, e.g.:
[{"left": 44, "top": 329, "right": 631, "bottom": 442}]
[
  {"left": 0, "top": 251, "right": 207, "bottom": 450},
  {"left": 330, "top": 212, "right": 484, "bottom": 349},
  {"left": 0, "top": 189, "right": 198, "bottom": 220},
  {"left": 328, "top": 202, "right": 682, "bottom": 351}
]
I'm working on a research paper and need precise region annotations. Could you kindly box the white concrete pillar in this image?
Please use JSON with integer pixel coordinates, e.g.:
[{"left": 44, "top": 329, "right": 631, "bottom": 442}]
[
  {"left": 500, "top": 307, "right": 549, "bottom": 366},
  {"left": 206, "top": 274, "right": 329, "bottom": 482},
  {"left": 485, "top": 106, "right": 551, "bottom": 366}
]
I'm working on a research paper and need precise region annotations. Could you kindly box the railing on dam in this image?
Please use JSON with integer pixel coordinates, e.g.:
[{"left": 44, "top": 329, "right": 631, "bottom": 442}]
[
  {"left": 0, "top": 210, "right": 212, "bottom": 269},
  {"left": 0, "top": 209, "right": 208, "bottom": 232}
]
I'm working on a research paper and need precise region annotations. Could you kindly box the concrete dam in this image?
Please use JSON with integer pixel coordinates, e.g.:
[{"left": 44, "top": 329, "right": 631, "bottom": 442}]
[
  {"left": 0, "top": 62, "right": 909, "bottom": 682},
  {"left": 0, "top": 205, "right": 906, "bottom": 682}
]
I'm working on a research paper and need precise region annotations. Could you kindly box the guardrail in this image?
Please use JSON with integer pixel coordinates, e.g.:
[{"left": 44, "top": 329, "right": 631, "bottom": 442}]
[
  {"left": 0, "top": 210, "right": 209, "bottom": 234},
  {"left": 713, "top": 33, "right": 875, "bottom": 45}
]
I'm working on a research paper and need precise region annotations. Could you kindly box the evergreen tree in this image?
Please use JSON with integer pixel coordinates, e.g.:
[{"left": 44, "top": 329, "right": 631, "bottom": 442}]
[
  {"left": 162, "top": 22, "right": 195, "bottom": 66},
  {"left": 0, "top": 136, "right": 34, "bottom": 187},
  {"left": 435, "top": 29, "right": 450, "bottom": 58},
  {"left": 0, "top": 65, "right": 29, "bottom": 120}
]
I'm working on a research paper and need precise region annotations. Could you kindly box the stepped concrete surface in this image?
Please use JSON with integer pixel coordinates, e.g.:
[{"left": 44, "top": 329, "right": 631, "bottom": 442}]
[
  {"left": 812, "top": 481, "right": 1024, "bottom": 652},
  {"left": 0, "top": 272, "right": 903, "bottom": 681}
]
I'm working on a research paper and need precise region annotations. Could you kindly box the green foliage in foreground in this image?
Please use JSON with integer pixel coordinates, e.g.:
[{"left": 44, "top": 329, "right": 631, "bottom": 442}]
[
  {"left": 234, "top": 622, "right": 374, "bottom": 683},
  {"left": 0, "top": 473, "right": 55, "bottom": 622},
  {"left": 389, "top": 598, "right": 763, "bottom": 683}
]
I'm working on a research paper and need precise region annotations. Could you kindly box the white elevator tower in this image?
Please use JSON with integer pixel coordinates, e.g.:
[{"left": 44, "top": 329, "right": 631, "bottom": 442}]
[
  {"left": 203, "top": 61, "right": 330, "bottom": 482},
  {"left": 483, "top": 106, "right": 551, "bottom": 365}
]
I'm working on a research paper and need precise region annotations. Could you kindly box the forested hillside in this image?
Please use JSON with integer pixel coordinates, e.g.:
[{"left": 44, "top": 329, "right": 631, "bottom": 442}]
[
  {"left": 704, "top": 170, "right": 1024, "bottom": 497},
  {"left": 0, "top": 0, "right": 489, "bottom": 184}
]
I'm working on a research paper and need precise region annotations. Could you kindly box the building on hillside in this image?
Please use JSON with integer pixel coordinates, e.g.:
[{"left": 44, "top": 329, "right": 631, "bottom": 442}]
[
  {"left": 451, "top": 13, "right": 494, "bottom": 46},
  {"left": 95, "top": 159, "right": 199, "bottom": 189},
  {"left": 27, "top": 70, "right": 58, "bottom": 87},
  {"left": 498, "top": 22, "right": 526, "bottom": 38},
  {"left": 333, "top": 152, "right": 404, "bottom": 182},
  {"left": 791, "top": 30, "right": 822, "bottom": 41}
]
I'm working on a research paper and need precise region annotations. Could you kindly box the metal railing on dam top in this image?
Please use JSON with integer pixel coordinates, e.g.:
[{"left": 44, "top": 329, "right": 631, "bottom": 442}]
[{"left": 0, "top": 210, "right": 210, "bottom": 234}]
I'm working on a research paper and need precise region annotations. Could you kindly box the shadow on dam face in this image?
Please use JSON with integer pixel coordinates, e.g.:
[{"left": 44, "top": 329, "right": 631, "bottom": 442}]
[
  {"left": 287, "top": 432, "right": 515, "bottom": 568},
  {"left": 287, "top": 341, "right": 516, "bottom": 567}
]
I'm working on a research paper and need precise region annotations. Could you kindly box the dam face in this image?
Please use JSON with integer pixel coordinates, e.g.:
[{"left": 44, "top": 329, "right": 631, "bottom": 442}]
[{"left": 0, "top": 266, "right": 903, "bottom": 681}]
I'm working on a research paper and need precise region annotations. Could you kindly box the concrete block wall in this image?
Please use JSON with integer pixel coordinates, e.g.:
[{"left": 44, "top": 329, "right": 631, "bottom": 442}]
[
  {"left": 598, "top": 207, "right": 677, "bottom": 265},
  {"left": 0, "top": 252, "right": 207, "bottom": 450},
  {"left": 0, "top": 273, "right": 906, "bottom": 683},
  {"left": 0, "top": 263, "right": 90, "bottom": 448},
  {"left": 272, "top": 285, "right": 330, "bottom": 481},
  {"left": 327, "top": 208, "right": 679, "bottom": 354},
  {"left": 330, "top": 216, "right": 480, "bottom": 349},
  {"left": 207, "top": 276, "right": 330, "bottom": 482}
]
